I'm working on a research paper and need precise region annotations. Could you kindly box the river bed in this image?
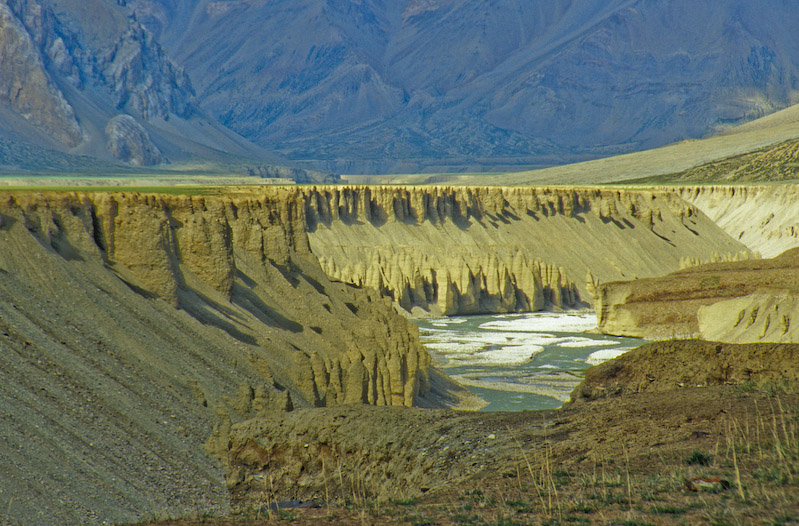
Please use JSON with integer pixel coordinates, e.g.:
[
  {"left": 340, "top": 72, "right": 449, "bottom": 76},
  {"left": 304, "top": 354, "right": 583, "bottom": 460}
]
[{"left": 415, "top": 311, "right": 644, "bottom": 411}]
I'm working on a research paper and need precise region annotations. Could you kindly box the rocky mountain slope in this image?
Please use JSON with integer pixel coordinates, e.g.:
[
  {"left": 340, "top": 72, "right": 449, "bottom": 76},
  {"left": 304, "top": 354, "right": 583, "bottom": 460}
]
[
  {"left": 0, "top": 189, "right": 457, "bottom": 525},
  {"left": 299, "top": 185, "right": 750, "bottom": 316},
  {"left": 0, "top": 0, "right": 331, "bottom": 180},
  {"left": 133, "top": 0, "right": 799, "bottom": 174},
  {"left": 649, "top": 138, "right": 799, "bottom": 184}
]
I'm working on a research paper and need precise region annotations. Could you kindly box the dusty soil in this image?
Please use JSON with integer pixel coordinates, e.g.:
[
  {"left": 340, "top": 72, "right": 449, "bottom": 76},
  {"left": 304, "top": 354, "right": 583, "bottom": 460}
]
[
  {"left": 574, "top": 340, "right": 799, "bottom": 402},
  {"left": 136, "top": 383, "right": 799, "bottom": 525}
]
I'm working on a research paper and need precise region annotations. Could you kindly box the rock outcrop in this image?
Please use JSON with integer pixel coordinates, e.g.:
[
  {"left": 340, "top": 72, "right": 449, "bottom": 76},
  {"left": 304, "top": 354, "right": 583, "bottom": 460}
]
[
  {"left": 0, "top": 2, "right": 82, "bottom": 147},
  {"left": 596, "top": 247, "right": 799, "bottom": 342},
  {"left": 698, "top": 291, "right": 799, "bottom": 344},
  {"left": 0, "top": 189, "right": 443, "bottom": 525},
  {"left": 0, "top": 0, "right": 308, "bottom": 176},
  {"left": 302, "top": 185, "right": 751, "bottom": 315},
  {"left": 100, "top": 21, "right": 195, "bottom": 120},
  {"left": 105, "top": 114, "right": 164, "bottom": 165}
]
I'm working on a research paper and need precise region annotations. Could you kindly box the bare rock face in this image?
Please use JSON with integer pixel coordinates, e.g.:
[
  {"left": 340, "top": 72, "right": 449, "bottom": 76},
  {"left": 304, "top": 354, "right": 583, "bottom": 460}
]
[
  {"left": 698, "top": 290, "right": 799, "bottom": 343},
  {"left": 302, "top": 185, "right": 750, "bottom": 315},
  {"left": 596, "top": 248, "right": 799, "bottom": 342},
  {"left": 105, "top": 114, "right": 164, "bottom": 165},
  {"left": 0, "top": 3, "right": 82, "bottom": 146},
  {"left": 100, "top": 22, "right": 195, "bottom": 120}
]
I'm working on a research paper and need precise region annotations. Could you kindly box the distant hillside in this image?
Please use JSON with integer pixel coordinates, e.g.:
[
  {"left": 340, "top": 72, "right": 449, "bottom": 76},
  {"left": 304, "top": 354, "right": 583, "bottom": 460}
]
[
  {"left": 135, "top": 0, "right": 799, "bottom": 174},
  {"left": 0, "top": 0, "right": 333, "bottom": 182},
  {"left": 643, "top": 138, "right": 799, "bottom": 183}
]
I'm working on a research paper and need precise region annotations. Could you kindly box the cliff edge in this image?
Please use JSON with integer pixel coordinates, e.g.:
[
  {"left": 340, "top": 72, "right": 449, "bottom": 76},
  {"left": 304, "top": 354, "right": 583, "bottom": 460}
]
[{"left": 301, "top": 185, "right": 751, "bottom": 316}]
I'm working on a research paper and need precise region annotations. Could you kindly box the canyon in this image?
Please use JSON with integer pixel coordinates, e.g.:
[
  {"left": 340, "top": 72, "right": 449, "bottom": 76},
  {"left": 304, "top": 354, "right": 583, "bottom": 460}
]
[
  {"left": 1, "top": 182, "right": 798, "bottom": 525},
  {"left": 0, "top": 189, "right": 453, "bottom": 525}
]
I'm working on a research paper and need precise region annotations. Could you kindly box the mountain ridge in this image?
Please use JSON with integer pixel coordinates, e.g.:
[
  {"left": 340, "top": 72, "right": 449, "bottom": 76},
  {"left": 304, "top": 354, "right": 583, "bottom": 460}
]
[
  {"left": 0, "top": 0, "right": 336, "bottom": 182},
  {"left": 139, "top": 0, "right": 799, "bottom": 174},
  {"left": 4, "top": 0, "right": 799, "bottom": 177}
]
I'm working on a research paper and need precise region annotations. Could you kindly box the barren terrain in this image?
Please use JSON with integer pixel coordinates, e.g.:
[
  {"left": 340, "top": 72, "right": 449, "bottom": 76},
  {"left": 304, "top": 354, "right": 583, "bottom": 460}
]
[{"left": 135, "top": 341, "right": 799, "bottom": 526}]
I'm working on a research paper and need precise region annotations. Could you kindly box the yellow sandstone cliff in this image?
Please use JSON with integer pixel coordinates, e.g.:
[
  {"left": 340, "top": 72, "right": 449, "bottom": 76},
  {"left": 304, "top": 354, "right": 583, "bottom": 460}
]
[
  {"left": 680, "top": 184, "right": 799, "bottom": 258},
  {"left": 594, "top": 185, "right": 799, "bottom": 343},
  {"left": 299, "top": 185, "right": 751, "bottom": 315},
  {"left": 596, "top": 248, "right": 799, "bottom": 342}
]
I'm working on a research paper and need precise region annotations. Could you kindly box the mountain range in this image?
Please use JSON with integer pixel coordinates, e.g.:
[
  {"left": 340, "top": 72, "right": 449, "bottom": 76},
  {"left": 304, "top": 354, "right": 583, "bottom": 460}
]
[{"left": 3, "top": 0, "right": 799, "bottom": 175}]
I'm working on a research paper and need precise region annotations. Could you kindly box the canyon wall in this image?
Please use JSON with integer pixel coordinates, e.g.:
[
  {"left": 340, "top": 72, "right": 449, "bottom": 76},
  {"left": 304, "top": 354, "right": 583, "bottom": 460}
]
[
  {"left": 593, "top": 185, "right": 799, "bottom": 343},
  {"left": 680, "top": 184, "right": 799, "bottom": 258},
  {"left": 0, "top": 189, "right": 445, "bottom": 525},
  {"left": 301, "top": 185, "right": 751, "bottom": 316}
]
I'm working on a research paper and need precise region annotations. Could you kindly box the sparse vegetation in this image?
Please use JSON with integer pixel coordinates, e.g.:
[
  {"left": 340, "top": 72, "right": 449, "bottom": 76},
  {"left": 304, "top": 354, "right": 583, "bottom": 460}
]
[
  {"left": 685, "top": 451, "right": 713, "bottom": 466},
  {"left": 133, "top": 380, "right": 799, "bottom": 526},
  {"left": 134, "top": 385, "right": 799, "bottom": 526}
]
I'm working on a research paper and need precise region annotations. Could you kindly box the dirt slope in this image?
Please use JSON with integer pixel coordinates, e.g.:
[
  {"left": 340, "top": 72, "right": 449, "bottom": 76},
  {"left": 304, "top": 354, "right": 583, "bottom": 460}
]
[
  {"left": 0, "top": 189, "right": 451, "bottom": 525},
  {"left": 189, "top": 339, "right": 799, "bottom": 525}
]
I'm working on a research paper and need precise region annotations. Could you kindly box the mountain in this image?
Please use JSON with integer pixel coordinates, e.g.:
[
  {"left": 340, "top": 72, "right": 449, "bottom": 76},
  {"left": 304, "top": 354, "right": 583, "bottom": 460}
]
[
  {"left": 130, "top": 0, "right": 799, "bottom": 174},
  {"left": 0, "top": 0, "right": 335, "bottom": 181},
  {"left": 4, "top": 0, "right": 799, "bottom": 177}
]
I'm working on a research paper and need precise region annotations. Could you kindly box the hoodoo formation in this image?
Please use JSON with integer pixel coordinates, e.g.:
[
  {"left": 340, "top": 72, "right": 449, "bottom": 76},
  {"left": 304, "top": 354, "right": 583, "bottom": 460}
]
[{"left": 301, "top": 185, "right": 751, "bottom": 315}]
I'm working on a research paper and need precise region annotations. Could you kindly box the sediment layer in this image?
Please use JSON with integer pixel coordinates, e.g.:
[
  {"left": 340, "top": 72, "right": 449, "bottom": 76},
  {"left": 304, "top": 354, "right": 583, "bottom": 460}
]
[
  {"left": 301, "top": 185, "right": 750, "bottom": 315},
  {"left": 0, "top": 190, "right": 438, "bottom": 525},
  {"left": 596, "top": 247, "right": 799, "bottom": 341}
]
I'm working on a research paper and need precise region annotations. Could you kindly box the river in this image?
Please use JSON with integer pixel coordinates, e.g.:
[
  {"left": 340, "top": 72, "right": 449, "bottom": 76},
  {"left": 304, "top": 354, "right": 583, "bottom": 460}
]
[{"left": 414, "top": 311, "right": 644, "bottom": 411}]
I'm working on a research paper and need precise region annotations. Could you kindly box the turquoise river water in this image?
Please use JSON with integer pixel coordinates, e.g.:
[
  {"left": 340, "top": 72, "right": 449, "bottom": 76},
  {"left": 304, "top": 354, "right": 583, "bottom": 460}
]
[{"left": 414, "top": 311, "right": 644, "bottom": 411}]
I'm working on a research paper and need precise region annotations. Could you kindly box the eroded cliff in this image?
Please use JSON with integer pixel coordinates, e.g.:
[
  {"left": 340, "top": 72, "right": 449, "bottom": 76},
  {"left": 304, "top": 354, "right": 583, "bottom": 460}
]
[
  {"left": 680, "top": 184, "right": 799, "bottom": 258},
  {"left": 596, "top": 248, "right": 799, "bottom": 342},
  {"left": 0, "top": 189, "right": 443, "bottom": 525},
  {"left": 302, "top": 186, "right": 751, "bottom": 316}
]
